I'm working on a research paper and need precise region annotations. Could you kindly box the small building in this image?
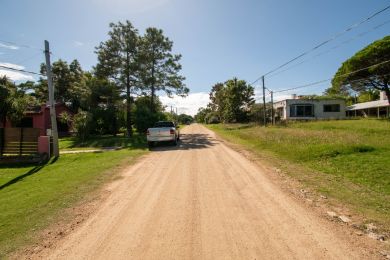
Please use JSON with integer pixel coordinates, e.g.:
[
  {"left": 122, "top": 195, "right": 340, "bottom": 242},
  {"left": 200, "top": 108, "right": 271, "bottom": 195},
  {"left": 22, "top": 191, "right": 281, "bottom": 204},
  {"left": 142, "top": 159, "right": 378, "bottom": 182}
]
[
  {"left": 274, "top": 95, "right": 346, "bottom": 120},
  {"left": 0, "top": 103, "right": 73, "bottom": 136},
  {"left": 346, "top": 91, "right": 390, "bottom": 118}
]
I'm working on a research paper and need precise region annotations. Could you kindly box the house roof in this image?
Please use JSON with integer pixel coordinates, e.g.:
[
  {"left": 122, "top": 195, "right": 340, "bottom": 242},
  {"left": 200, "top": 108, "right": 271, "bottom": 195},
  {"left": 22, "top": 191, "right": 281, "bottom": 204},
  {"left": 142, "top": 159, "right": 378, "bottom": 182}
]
[
  {"left": 25, "top": 105, "right": 43, "bottom": 114},
  {"left": 24, "top": 103, "right": 74, "bottom": 115},
  {"left": 347, "top": 100, "right": 390, "bottom": 111}
]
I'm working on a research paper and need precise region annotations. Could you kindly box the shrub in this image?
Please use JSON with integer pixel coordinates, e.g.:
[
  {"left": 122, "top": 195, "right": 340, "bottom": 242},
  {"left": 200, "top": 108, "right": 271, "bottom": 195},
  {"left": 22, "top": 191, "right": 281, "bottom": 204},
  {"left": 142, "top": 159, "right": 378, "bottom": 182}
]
[{"left": 72, "top": 110, "right": 93, "bottom": 141}]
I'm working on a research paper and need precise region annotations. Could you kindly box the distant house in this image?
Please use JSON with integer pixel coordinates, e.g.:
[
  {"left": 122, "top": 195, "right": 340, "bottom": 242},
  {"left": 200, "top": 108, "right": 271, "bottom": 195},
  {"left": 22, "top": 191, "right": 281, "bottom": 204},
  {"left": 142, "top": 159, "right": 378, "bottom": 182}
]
[
  {"left": 346, "top": 91, "right": 390, "bottom": 118},
  {"left": 274, "top": 95, "right": 346, "bottom": 120},
  {"left": 0, "top": 103, "right": 74, "bottom": 136}
]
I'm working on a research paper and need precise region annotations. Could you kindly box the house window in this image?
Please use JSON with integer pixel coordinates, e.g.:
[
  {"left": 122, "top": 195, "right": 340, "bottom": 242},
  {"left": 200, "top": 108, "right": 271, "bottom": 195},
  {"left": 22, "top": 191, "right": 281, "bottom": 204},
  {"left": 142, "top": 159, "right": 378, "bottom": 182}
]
[
  {"left": 290, "top": 104, "right": 314, "bottom": 117},
  {"left": 323, "top": 104, "right": 340, "bottom": 112}
]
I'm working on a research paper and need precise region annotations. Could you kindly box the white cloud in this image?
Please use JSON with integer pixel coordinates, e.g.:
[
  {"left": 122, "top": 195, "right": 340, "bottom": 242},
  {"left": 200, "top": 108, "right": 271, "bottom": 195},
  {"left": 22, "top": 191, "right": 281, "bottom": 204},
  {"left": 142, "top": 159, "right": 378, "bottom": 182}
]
[
  {"left": 73, "top": 41, "right": 84, "bottom": 47},
  {"left": 0, "top": 43, "right": 19, "bottom": 50},
  {"left": 0, "top": 62, "right": 34, "bottom": 81},
  {"left": 159, "top": 92, "right": 210, "bottom": 116}
]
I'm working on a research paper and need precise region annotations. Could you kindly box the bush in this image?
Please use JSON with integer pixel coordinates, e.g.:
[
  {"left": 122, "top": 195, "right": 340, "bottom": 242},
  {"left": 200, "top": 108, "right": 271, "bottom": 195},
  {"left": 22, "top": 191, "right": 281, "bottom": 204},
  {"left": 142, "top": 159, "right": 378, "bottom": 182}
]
[
  {"left": 205, "top": 112, "right": 220, "bottom": 124},
  {"left": 134, "top": 106, "right": 167, "bottom": 134},
  {"left": 72, "top": 110, "right": 93, "bottom": 141},
  {"left": 133, "top": 96, "right": 167, "bottom": 133},
  {"left": 90, "top": 106, "right": 118, "bottom": 135}
]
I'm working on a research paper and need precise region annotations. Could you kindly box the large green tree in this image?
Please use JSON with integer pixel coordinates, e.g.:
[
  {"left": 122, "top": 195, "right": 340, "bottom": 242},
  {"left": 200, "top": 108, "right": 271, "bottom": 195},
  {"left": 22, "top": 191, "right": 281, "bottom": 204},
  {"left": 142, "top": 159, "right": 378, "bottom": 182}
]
[
  {"left": 95, "top": 21, "right": 140, "bottom": 136},
  {"left": 222, "top": 78, "right": 254, "bottom": 123},
  {"left": 85, "top": 73, "right": 121, "bottom": 135},
  {"left": 328, "top": 35, "right": 390, "bottom": 102},
  {"left": 36, "top": 59, "right": 89, "bottom": 111},
  {"left": 208, "top": 82, "right": 225, "bottom": 121},
  {"left": 138, "top": 27, "right": 188, "bottom": 112},
  {"left": 205, "top": 78, "right": 254, "bottom": 123}
]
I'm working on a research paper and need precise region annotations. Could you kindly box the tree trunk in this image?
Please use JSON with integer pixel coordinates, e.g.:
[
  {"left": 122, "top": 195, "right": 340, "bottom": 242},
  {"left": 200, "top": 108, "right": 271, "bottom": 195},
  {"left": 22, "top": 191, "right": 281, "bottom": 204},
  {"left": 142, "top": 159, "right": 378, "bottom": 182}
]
[
  {"left": 150, "top": 58, "right": 156, "bottom": 113},
  {"left": 125, "top": 48, "right": 133, "bottom": 137},
  {"left": 112, "top": 106, "right": 118, "bottom": 137},
  {"left": 126, "top": 85, "right": 132, "bottom": 137},
  {"left": 151, "top": 85, "right": 155, "bottom": 113}
]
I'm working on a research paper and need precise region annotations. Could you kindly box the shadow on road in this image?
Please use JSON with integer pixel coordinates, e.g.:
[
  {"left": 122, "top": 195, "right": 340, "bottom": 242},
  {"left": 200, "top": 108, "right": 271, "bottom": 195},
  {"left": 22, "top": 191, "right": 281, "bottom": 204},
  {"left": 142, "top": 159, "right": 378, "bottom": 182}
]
[{"left": 150, "top": 133, "right": 218, "bottom": 152}]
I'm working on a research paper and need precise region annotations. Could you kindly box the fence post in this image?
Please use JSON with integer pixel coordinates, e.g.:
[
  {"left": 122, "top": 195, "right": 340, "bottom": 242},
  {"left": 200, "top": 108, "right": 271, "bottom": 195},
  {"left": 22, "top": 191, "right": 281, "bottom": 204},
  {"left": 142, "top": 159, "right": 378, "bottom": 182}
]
[
  {"left": 0, "top": 128, "right": 4, "bottom": 157},
  {"left": 19, "top": 128, "right": 24, "bottom": 156}
]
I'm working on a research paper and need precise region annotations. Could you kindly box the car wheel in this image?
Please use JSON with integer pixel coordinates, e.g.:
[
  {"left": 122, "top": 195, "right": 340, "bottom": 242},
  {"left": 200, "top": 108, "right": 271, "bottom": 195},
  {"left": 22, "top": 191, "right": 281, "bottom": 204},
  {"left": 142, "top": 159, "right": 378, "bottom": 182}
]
[{"left": 148, "top": 141, "right": 153, "bottom": 149}]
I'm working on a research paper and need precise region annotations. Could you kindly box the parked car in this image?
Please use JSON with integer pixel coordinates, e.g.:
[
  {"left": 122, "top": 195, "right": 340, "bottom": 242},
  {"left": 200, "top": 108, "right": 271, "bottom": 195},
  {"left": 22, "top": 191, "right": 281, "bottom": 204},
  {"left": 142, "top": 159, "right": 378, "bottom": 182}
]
[{"left": 147, "top": 121, "right": 180, "bottom": 147}]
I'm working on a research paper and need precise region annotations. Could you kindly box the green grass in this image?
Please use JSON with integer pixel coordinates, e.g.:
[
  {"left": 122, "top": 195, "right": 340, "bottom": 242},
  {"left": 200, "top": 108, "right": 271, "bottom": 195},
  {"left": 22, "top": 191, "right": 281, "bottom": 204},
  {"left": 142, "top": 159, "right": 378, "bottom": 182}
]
[
  {"left": 59, "top": 134, "right": 146, "bottom": 150},
  {"left": 0, "top": 135, "right": 148, "bottom": 258},
  {"left": 207, "top": 119, "right": 390, "bottom": 228}
]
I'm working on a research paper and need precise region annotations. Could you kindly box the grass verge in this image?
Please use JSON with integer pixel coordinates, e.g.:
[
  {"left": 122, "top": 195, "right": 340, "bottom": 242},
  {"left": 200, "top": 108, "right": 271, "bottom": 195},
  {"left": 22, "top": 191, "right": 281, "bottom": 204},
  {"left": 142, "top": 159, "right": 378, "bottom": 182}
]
[
  {"left": 206, "top": 119, "right": 390, "bottom": 230},
  {"left": 0, "top": 135, "right": 148, "bottom": 258},
  {"left": 59, "top": 134, "right": 146, "bottom": 150}
]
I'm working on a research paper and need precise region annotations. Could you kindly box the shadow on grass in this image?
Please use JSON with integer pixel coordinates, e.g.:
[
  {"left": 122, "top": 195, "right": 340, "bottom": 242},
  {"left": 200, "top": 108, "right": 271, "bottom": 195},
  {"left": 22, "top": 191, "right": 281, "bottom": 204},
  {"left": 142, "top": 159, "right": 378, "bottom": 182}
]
[{"left": 0, "top": 164, "right": 46, "bottom": 191}]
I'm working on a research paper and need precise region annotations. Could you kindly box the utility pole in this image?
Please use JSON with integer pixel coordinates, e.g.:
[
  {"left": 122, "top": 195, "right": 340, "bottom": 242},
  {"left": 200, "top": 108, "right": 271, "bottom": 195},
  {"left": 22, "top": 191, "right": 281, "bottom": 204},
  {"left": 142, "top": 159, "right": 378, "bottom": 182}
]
[
  {"left": 270, "top": 90, "right": 274, "bottom": 125},
  {"left": 44, "top": 40, "right": 59, "bottom": 157},
  {"left": 262, "top": 76, "right": 266, "bottom": 126},
  {"left": 176, "top": 107, "right": 178, "bottom": 123}
]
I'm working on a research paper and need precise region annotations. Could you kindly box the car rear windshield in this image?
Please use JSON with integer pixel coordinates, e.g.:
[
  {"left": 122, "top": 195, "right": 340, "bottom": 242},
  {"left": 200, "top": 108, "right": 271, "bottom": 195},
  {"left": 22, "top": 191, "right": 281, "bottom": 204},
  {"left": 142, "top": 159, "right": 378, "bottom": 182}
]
[{"left": 154, "top": 121, "right": 175, "bottom": 127}]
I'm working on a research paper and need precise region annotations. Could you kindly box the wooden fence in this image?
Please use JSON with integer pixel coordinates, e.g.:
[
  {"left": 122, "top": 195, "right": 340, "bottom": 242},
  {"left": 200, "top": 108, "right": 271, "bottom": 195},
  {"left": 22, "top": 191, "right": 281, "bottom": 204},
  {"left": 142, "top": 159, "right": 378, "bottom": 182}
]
[{"left": 0, "top": 128, "right": 40, "bottom": 157}]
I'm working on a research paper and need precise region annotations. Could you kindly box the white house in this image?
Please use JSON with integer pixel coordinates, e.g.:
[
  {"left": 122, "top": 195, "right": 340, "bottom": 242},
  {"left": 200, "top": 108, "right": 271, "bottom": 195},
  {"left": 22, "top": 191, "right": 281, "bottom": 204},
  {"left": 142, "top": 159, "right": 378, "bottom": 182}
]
[
  {"left": 274, "top": 95, "right": 346, "bottom": 120},
  {"left": 346, "top": 91, "right": 390, "bottom": 118}
]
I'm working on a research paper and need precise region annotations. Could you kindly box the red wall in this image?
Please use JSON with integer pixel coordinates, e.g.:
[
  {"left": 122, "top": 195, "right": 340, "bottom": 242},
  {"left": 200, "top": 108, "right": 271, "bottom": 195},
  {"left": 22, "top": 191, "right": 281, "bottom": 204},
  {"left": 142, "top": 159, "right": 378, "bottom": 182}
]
[{"left": 3, "top": 104, "right": 73, "bottom": 136}]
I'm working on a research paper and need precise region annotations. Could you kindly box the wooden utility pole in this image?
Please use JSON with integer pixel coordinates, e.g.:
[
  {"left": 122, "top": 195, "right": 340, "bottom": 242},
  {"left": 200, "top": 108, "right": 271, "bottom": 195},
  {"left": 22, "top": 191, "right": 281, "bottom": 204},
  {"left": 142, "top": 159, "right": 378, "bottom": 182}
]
[
  {"left": 44, "top": 40, "right": 59, "bottom": 157},
  {"left": 270, "top": 90, "right": 274, "bottom": 125},
  {"left": 262, "top": 76, "right": 266, "bottom": 126}
]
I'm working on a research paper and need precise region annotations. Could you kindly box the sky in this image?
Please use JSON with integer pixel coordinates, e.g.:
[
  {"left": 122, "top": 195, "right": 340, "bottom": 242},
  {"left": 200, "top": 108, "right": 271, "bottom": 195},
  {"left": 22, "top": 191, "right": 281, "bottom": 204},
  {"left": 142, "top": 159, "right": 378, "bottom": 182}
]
[{"left": 1, "top": 0, "right": 389, "bottom": 115}]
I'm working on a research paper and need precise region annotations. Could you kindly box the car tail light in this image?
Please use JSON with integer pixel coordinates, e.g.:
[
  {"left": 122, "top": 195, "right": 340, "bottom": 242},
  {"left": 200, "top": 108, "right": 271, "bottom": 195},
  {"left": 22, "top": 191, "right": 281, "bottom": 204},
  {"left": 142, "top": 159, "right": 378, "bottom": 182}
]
[
  {"left": 170, "top": 129, "right": 175, "bottom": 135},
  {"left": 147, "top": 129, "right": 150, "bottom": 135}
]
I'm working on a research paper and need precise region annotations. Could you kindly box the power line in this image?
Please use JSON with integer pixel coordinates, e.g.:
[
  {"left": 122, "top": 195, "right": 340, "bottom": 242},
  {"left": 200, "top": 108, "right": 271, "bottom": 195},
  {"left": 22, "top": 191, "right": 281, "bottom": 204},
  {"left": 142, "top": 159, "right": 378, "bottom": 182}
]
[
  {"left": 250, "top": 4, "right": 390, "bottom": 84},
  {"left": 0, "top": 39, "right": 43, "bottom": 51},
  {"left": 272, "top": 59, "right": 390, "bottom": 93},
  {"left": 267, "top": 19, "right": 390, "bottom": 79},
  {"left": 0, "top": 64, "right": 44, "bottom": 76}
]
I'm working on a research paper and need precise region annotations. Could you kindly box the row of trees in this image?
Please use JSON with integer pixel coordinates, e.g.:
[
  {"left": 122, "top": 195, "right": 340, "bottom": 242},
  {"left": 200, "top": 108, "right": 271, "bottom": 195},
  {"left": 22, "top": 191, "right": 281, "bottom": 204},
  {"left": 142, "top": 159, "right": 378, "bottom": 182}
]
[
  {"left": 95, "top": 21, "right": 188, "bottom": 136},
  {"left": 0, "top": 21, "right": 190, "bottom": 138}
]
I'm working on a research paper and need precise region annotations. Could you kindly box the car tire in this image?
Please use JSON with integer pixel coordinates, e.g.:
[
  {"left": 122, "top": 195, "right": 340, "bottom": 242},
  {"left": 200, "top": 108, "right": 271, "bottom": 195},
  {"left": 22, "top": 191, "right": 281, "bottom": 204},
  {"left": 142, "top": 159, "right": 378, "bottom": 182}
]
[{"left": 148, "top": 141, "right": 153, "bottom": 149}]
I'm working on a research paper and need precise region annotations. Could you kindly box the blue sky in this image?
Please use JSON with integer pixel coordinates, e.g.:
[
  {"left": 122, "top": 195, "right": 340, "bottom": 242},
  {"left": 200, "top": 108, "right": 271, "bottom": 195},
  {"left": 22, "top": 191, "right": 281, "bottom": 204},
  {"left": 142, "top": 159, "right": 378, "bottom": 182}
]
[{"left": 1, "top": 0, "right": 389, "bottom": 115}]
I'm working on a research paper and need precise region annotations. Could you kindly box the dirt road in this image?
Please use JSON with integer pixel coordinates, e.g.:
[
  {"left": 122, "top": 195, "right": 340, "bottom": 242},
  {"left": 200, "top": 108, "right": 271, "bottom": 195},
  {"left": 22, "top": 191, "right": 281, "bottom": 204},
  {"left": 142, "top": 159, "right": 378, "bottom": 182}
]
[{"left": 45, "top": 124, "right": 366, "bottom": 259}]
